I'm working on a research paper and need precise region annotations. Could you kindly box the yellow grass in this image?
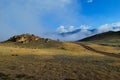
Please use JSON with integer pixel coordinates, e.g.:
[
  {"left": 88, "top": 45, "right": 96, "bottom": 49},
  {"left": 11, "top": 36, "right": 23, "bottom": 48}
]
[
  {"left": 0, "top": 42, "right": 103, "bottom": 56},
  {"left": 86, "top": 43, "right": 120, "bottom": 53},
  {"left": 0, "top": 42, "right": 120, "bottom": 80}
]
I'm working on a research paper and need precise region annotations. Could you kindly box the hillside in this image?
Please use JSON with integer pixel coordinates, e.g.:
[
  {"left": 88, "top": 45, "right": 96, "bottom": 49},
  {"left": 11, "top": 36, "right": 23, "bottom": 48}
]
[
  {"left": 0, "top": 33, "right": 120, "bottom": 80},
  {"left": 79, "top": 31, "right": 120, "bottom": 43},
  {"left": 0, "top": 41, "right": 120, "bottom": 80},
  {"left": 1, "top": 34, "right": 63, "bottom": 49}
]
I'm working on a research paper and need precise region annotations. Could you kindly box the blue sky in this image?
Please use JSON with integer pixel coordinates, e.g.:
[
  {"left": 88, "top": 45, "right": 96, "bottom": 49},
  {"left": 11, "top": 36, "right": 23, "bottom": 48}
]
[{"left": 0, "top": 0, "right": 120, "bottom": 41}]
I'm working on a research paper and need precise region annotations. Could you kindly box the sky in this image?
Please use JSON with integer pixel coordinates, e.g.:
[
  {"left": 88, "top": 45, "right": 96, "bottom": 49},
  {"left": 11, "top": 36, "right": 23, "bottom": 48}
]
[{"left": 0, "top": 0, "right": 120, "bottom": 41}]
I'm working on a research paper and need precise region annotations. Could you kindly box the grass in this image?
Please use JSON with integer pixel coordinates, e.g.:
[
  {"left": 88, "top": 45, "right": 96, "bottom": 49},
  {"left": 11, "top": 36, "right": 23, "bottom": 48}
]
[
  {"left": 0, "top": 42, "right": 120, "bottom": 80},
  {"left": 0, "top": 42, "right": 103, "bottom": 56},
  {"left": 85, "top": 42, "right": 120, "bottom": 54},
  {"left": 99, "top": 42, "right": 120, "bottom": 47},
  {"left": 1, "top": 40, "right": 63, "bottom": 49},
  {"left": 0, "top": 54, "right": 120, "bottom": 80}
]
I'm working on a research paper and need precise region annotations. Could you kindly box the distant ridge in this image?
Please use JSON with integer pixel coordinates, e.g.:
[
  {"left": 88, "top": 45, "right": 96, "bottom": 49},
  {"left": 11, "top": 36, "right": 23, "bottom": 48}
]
[{"left": 78, "top": 31, "right": 120, "bottom": 42}]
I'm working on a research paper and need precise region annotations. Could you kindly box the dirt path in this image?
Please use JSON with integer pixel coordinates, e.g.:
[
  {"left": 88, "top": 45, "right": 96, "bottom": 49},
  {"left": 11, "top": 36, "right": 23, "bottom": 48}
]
[{"left": 76, "top": 42, "right": 120, "bottom": 58}]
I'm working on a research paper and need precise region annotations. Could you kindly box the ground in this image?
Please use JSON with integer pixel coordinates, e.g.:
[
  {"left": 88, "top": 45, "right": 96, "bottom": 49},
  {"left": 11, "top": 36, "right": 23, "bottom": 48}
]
[{"left": 0, "top": 42, "right": 120, "bottom": 80}]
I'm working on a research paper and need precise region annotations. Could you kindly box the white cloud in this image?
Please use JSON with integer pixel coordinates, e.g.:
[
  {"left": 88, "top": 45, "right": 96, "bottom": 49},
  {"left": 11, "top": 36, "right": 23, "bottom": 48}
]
[
  {"left": 97, "top": 24, "right": 111, "bottom": 33},
  {"left": 53, "top": 25, "right": 92, "bottom": 41},
  {"left": 54, "top": 22, "right": 120, "bottom": 41},
  {"left": 68, "top": 26, "right": 76, "bottom": 31},
  {"left": 80, "top": 25, "right": 90, "bottom": 30},
  {"left": 57, "top": 26, "right": 68, "bottom": 33},
  {"left": 57, "top": 25, "right": 79, "bottom": 33},
  {"left": 111, "top": 22, "right": 120, "bottom": 31},
  {"left": 87, "top": 0, "right": 93, "bottom": 3},
  {"left": 0, "top": 0, "right": 79, "bottom": 41},
  {"left": 98, "top": 22, "right": 120, "bottom": 33}
]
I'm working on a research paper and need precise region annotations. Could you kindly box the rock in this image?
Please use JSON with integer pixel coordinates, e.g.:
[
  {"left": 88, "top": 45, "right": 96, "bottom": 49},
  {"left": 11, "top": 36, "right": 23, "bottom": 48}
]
[
  {"left": 45, "top": 38, "right": 51, "bottom": 43},
  {"left": 7, "top": 34, "right": 42, "bottom": 44}
]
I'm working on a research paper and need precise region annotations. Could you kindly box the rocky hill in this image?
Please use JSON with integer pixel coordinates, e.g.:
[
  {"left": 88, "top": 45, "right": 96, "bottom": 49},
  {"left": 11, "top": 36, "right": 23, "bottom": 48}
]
[
  {"left": 7, "top": 34, "right": 51, "bottom": 44},
  {"left": 2, "top": 34, "right": 63, "bottom": 49}
]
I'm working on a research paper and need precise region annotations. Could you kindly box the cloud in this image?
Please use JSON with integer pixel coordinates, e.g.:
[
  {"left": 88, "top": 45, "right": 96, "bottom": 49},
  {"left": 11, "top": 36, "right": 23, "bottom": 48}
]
[
  {"left": 68, "top": 26, "right": 77, "bottom": 31},
  {"left": 56, "top": 25, "right": 80, "bottom": 33},
  {"left": 97, "top": 24, "right": 112, "bottom": 33},
  {"left": 87, "top": 0, "right": 93, "bottom": 3},
  {"left": 47, "top": 25, "right": 92, "bottom": 41},
  {"left": 57, "top": 25, "right": 91, "bottom": 33},
  {"left": 98, "top": 22, "right": 120, "bottom": 33},
  {"left": 57, "top": 26, "right": 68, "bottom": 33},
  {"left": 0, "top": 0, "right": 119, "bottom": 42},
  {"left": 0, "top": 0, "right": 79, "bottom": 41},
  {"left": 52, "top": 22, "right": 120, "bottom": 41},
  {"left": 80, "top": 25, "right": 90, "bottom": 30}
]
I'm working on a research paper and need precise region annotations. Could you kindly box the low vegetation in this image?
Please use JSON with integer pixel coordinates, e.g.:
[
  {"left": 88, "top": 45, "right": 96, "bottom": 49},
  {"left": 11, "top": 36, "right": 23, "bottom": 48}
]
[
  {"left": 0, "top": 54, "right": 120, "bottom": 80},
  {"left": 79, "top": 31, "right": 120, "bottom": 43},
  {"left": 0, "top": 42, "right": 120, "bottom": 80},
  {"left": 0, "top": 33, "right": 120, "bottom": 80},
  {"left": 85, "top": 42, "right": 120, "bottom": 54}
]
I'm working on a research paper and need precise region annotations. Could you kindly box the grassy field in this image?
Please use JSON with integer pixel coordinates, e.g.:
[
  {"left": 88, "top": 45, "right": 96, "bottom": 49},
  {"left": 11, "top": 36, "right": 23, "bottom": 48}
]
[
  {"left": 85, "top": 43, "right": 120, "bottom": 54},
  {"left": 0, "top": 42, "right": 120, "bottom": 80}
]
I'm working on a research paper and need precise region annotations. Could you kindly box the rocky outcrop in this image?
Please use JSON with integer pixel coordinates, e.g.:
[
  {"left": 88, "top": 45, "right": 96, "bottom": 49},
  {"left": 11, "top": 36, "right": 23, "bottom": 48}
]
[
  {"left": 7, "top": 34, "right": 43, "bottom": 44},
  {"left": 4, "top": 34, "right": 62, "bottom": 49}
]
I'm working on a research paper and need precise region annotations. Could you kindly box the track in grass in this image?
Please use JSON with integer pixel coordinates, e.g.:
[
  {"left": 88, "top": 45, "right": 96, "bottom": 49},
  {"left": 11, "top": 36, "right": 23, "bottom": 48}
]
[{"left": 76, "top": 42, "right": 120, "bottom": 58}]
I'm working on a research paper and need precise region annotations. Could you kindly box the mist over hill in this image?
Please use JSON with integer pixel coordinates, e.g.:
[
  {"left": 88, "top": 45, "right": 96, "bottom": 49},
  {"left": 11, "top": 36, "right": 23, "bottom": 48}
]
[{"left": 43, "top": 24, "right": 120, "bottom": 41}]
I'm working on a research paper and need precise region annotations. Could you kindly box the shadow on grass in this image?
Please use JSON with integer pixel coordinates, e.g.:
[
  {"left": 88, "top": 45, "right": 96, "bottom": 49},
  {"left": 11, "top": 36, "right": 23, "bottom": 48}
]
[
  {"left": 0, "top": 54, "right": 120, "bottom": 80},
  {"left": 0, "top": 72, "right": 14, "bottom": 80}
]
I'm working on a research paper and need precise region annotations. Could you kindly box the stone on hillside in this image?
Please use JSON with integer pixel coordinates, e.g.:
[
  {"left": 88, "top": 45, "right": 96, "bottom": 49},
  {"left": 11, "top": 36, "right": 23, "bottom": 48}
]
[{"left": 7, "top": 34, "right": 42, "bottom": 44}]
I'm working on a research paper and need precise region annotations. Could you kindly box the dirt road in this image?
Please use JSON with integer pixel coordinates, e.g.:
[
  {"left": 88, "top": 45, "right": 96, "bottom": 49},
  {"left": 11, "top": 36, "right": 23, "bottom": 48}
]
[{"left": 76, "top": 42, "right": 120, "bottom": 58}]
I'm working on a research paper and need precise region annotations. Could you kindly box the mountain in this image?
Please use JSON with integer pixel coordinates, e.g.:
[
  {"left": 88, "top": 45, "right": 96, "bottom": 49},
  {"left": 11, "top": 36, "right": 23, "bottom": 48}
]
[
  {"left": 1, "top": 34, "right": 63, "bottom": 49},
  {"left": 78, "top": 31, "right": 120, "bottom": 43}
]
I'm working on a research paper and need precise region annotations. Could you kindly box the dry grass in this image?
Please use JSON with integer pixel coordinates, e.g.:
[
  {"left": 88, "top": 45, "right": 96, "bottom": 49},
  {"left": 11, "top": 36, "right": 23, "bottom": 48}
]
[
  {"left": 86, "top": 43, "right": 120, "bottom": 54},
  {"left": 0, "top": 42, "right": 120, "bottom": 80},
  {"left": 0, "top": 42, "right": 104, "bottom": 56}
]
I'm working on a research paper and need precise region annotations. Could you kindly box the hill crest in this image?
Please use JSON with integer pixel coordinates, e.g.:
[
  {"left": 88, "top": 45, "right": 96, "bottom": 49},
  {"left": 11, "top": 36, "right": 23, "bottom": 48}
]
[
  {"left": 1, "top": 34, "right": 63, "bottom": 49},
  {"left": 6, "top": 34, "right": 51, "bottom": 44},
  {"left": 78, "top": 31, "right": 120, "bottom": 42}
]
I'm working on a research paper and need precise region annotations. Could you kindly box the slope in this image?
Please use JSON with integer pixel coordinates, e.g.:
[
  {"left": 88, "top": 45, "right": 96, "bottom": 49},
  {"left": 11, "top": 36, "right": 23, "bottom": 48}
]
[
  {"left": 1, "top": 34, "right": 63, "bottom": 49},
  {"left": 79, "top": 31, "right": 120, "bottom": 43}
]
